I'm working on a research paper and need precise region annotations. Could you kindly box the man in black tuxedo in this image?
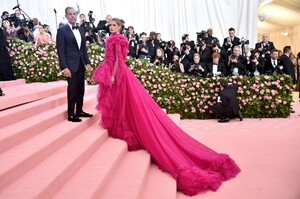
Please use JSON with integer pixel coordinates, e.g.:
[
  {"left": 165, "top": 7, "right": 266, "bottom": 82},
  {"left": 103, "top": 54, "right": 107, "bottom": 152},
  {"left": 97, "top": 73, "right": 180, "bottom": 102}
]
[
  {"left": 264, "top": 49, "right": 283, "bottom": 75},
  {"left": 281, "top": 46, "right": 296, "bottom": 84},
  {"left": 222, "top": 27, "right": 240, "bottom": 55},
  {"left": 96, "top": 14, "right": 112, "bottom": 34},
  {"left": 255, "top": 33, "right": 275, "bottom": 59},
  {"left": 56, "top": 7, "right": 93, "bottom": 122},
  {"left": 228, "top": 46, "right": 247, "bottom": 76},
  {"left": 206, "top": 53, "right": 227, "bottom": 77},
  {"left": 212, "top": 79, "right": 243, "bottom": 123}
]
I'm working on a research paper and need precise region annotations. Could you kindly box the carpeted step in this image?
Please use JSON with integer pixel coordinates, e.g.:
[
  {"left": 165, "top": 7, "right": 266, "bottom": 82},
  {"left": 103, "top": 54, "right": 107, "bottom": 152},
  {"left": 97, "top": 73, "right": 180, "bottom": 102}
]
[
  {"left": 53, "top": 138, "right": 128, "bottom": 199},
  {"left": 141, "top": 165, "right": 177, "bottom": 199},
  {"left": 0, "top": 93, "right": 96, "bottom": 154},
  {"left": 97, "top": 150, "right": 151, "bottom": 199},
  {"left": 0, "top": 107, "right": 100, "bottom": 190},
  {"left": 0, "top": 79, "right": 26, "bottom": 88},
  {"left": 0, "top": 81, "right": 67, "bottom": 110},
  {"left": 0, "top": 122, "right": 108, "bottom": 199},
  {"left": 0, "top": 85, "right": 97, "bottom": 129}
]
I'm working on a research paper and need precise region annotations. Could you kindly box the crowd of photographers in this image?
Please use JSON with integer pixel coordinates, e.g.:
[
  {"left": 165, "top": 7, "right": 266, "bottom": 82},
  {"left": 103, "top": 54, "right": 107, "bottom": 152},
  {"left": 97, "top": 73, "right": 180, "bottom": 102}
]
[{"left": 1, "top": 9, "right": 299, "bottom": 84}]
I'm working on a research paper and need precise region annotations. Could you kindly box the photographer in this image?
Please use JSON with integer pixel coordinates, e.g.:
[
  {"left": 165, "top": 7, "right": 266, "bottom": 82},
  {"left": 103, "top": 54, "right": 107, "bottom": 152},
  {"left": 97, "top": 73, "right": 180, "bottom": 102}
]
[
  {"left": 255, "top": 33, "right": 275, "bottom": 59},
  {"left": 228, "top": 46, "right": 247, "bottom": 76},
  {"left": 137, "top": 32, "right": 151, "bottom": 61},
  {"left": 96, "top": 14, "right": 112, "bottom": 34},
  {"left": 165, "top": 40, "right": 179, "bottom": 63},
  {"left": 212, "top": 79, "right": 243, "bottom": 123},
  {"left": 222, "top": 28, "right": 240, "bottom": 55},
  {"left": 169, "top": 54, "right": 185, "bottom": 73},
  {"left": 151, "top": 47, "right": 169, "bottom": 67},
  {"left": 127, "top": 26, "right": 138, "bottom": 58},
  {"left": 246, "top": 49, "right": 264, "bottom": 76},
  {"left": 195, "top": 39, "right": 212, "bottom": 65},
  {"left": 80, "top": 12, "right": 98, "bottom": 44},
  {"left": 186, "top": 53, "right": 206, "bottom": 77},
  {"left": 180, "top": 43, "right": 193, "bottom": 71},
  {"left": 264, "top": 49, "right": 283, "bottom": 75},
  {"left": 97, "top": 31, "right": 107, "bottom": 48}
]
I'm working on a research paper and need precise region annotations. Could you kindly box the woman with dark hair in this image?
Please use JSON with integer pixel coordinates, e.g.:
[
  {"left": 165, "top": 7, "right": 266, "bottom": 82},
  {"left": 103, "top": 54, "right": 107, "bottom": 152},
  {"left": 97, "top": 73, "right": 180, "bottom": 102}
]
[
  {"left": 92, "top": 18, "right": 240, "bottom": 196},
  {"left": 0, "top": 27, "right": 15, "bottom": 81}
]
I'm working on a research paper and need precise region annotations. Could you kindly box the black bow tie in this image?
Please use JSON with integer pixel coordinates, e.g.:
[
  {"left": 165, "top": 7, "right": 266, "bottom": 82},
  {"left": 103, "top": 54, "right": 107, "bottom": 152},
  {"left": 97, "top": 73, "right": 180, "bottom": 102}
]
[{"left": 72, "top": 25, "right": 79, "bottom": 30}]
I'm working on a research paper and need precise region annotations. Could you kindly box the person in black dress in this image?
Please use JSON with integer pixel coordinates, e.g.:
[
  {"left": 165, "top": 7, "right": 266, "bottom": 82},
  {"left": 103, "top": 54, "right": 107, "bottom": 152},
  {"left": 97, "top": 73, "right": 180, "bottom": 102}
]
[{"left": 0, "top": 27, "right": 15, "bottom": 81}]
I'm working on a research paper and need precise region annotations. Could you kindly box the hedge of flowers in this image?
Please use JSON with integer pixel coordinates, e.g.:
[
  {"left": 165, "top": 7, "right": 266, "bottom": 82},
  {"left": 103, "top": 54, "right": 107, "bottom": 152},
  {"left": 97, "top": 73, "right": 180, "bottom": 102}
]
[{"left": 7, "top": 38, "right": 293, "bottom": 119}]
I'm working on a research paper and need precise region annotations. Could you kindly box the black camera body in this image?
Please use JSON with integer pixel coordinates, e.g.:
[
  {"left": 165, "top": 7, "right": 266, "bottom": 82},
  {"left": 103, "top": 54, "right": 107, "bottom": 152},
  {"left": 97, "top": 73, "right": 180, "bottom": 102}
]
[
  {"left": 196, "top": 31, "right": 208, "bottom": 40},
  {"left": 239, "top": 37, "right": 249, "bottom": 45},
  {"left": 88, "top": 11, "right": 95, "bottom": 23}
]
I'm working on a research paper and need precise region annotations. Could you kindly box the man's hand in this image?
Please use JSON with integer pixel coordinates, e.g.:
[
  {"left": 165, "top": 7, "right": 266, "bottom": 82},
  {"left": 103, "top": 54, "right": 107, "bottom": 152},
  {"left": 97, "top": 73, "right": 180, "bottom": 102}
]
[
  {"left": 86, "top": 64, "right": 92, "bottom": 72},
  {"left": 63, "top": 68, "right": 71, "bottom": 77}
]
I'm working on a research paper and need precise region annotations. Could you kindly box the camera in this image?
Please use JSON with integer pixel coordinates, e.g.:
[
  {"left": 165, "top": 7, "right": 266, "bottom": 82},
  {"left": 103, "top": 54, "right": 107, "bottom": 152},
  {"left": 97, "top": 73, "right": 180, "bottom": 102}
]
[
  {"left": 196, "top": 38, "right": 205, "bottom": 47},
  {"left": 229, "top": 54, "right": 236, "bottom": 60},
  {"left": 249, "top": 54, "right": 256, "bottom": 62},
  {"left": 167, "top": 40, "right": 175, "bottom": 47},
  {"left": 196, "top": 30, "right": 208, "bottom": 40},
  {"left": 182, "top": 34, "right": 189, "bottom": 41},
  {"left": 239, "top": 37, "right": 249, "bottom": 45},
  {"left": 88, "top": 11, "right": 95, "bottom": 23},
  {"left": 211, "top": 39, "right": 220, "bottom": 47}
]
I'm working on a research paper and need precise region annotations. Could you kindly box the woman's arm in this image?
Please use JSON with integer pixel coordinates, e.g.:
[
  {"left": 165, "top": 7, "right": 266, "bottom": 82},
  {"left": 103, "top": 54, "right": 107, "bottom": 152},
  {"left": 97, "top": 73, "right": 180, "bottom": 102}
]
[{"left": 111, "top": 46, "right": 119, "bottom": 84}]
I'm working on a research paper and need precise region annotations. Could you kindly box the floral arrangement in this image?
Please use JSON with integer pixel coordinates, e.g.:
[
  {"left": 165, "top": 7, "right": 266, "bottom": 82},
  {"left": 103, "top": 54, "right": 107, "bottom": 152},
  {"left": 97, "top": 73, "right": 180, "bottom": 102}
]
[{"left": 7, "top": 38, "right": 293, "bottom": 119}]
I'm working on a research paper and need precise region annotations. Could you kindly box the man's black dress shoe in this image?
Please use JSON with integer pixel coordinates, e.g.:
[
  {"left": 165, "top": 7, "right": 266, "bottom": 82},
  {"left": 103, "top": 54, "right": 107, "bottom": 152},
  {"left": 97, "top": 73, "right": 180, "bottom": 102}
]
[
  {"left": 237, "top": 110, "right": 243, "bottom": 121},
  {"left": 76, "top": 112, "right": 93, "bottom": 118},
  {"left": 68, "top": 115, "right": 82, "bottom": 122},
  {"left": 218, "top": 117, "right": 230, "bottom": 123}
]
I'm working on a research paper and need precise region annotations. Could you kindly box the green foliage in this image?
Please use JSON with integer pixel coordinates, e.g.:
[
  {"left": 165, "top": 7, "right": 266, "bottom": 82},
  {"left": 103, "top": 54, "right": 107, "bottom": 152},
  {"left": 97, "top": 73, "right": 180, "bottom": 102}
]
[{"left": 8, "top": 38, "right": 293, "bottom": 119}]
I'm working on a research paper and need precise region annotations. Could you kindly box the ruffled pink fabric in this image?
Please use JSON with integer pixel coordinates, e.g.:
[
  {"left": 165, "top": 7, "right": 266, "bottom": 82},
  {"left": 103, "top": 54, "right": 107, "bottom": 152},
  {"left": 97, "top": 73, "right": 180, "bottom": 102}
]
[{"left": 93, "top": 33, "right": 241, "bottom": 196}]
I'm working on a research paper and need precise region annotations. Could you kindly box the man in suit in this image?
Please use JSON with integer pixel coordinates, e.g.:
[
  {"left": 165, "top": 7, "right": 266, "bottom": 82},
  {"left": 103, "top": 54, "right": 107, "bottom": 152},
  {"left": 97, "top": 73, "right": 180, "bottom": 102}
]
[
  {"left": 228, "top": 46, "right": 247, "bottom": 76},
  {"left": 96, "top": 14, "right": 112, "bottom": 34},
  {"left": 255, "top": 33, "right": 275, "bottom": 59},
  {"left": 212, "top": 79, "right": 243, "bottom": 123},
  {"left": 281, "top": 46, "right": 296, "bottom": 84},
  {"left": 56, "top": 7, "right": 93, "bottom": 122},
  {"left": 222, "top": 27, "right": 240, "bottom": 55},
  {"left": 264, "top": 49, "right": 283, "bottom": 75},
  {"left": 206, "top": 53, "right": 227, "bottom": 77}
]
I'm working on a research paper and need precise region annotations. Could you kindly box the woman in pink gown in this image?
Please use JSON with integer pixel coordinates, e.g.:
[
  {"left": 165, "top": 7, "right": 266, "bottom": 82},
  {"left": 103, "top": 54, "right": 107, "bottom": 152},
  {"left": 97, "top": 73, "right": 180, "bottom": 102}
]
[{"left": 92, "top": 18, "right": 240, "bottom": 196}]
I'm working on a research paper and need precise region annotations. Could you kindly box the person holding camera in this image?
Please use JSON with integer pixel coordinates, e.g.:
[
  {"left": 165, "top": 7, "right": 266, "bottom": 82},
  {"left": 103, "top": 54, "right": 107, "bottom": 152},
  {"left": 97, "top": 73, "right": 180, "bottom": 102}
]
[
  {"left": 264, "top": 49, "right": 283, "bottom": 75},
  {"left": 227, "top": 46, "right": 247, "bottom": 76},
  {"left": 212, "top": 79, "right": 243, "bottom": 123},
  {"left": 151, "top": 47, "right": 169, "bottom": 67},
  {"left": 185, "top": 53, "right": 206, "bottom": 77},
  {"left": 165, "top": 40, "right": 179, "bottom": 63},
  {"left": 222, "top": 28, "right": 240, "bottom": 55},
  {"left": 137, "top": 32, "right": 151, "bottom": 61},
  {"left": 169, "top": 54, "right": 185, "bottom": 73},
  {"left": 96, "top": 14, "right": 112, "bottom": 34},
  {"left": 180, "top": 43, "right": 193, "bottom": 71},
  {"left": 255, "top": 33, "right": 275, "bottom": 59},
  {"left": 207, "top": 52, "right": 227, "bottom": 77},
  {"left": 246, "top": 49, "right": 264, "bottom": 76}
]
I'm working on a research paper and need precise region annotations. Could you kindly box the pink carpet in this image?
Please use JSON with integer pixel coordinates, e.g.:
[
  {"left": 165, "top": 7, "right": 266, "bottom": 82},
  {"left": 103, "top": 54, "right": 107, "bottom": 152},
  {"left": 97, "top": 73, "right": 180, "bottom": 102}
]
[
  {"left": 0, "top": 80, "right": 299, "bottom": 199},
  {"left": 177, "top": 94, "right": 300, "bottom": 199}
]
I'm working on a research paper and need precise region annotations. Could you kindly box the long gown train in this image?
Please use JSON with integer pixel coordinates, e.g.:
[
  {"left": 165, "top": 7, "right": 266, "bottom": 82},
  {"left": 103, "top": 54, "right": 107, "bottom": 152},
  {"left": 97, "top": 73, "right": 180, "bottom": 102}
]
[{"left": 92, "top": 33, "right": 240, "bottom": 196}]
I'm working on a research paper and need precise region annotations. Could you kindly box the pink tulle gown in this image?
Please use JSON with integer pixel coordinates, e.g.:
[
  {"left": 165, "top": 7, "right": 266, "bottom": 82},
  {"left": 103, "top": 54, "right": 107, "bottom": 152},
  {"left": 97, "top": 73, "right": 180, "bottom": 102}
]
[{"left": 92, "top": 33, "right": 240, "bottom": 196}]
